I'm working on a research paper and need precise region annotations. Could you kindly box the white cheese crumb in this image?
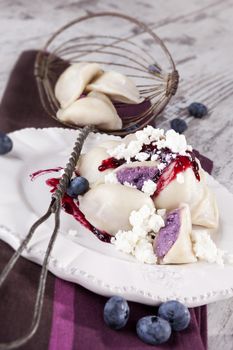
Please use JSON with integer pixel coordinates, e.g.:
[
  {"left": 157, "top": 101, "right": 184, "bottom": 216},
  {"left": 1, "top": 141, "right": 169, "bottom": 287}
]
[
  {"left": 151, "top": 154, "right": 158, "bottom": 161},
  {"left": 192, "top": 230, "right": 225, "bottom": 265},
  {"left": 104, "top": 172, "right": 118, "bottom": 184},
  {"left": 141, "top": 179, "right": 157, "bottom": 196},
  {"left": 112, "top": 205, "right": 164, "bottom": 264},
  {"left": 134, "top": 239, "right": 157, "bottom": 264},
  {"left": 135, "top": 152, "right": 150, "bottom": 162},
  {"left": 176, "top": 173, "right": 185, "bottom": 184},
  {"left": 123, "top": 181, "right": 137, "bottom": 189}
]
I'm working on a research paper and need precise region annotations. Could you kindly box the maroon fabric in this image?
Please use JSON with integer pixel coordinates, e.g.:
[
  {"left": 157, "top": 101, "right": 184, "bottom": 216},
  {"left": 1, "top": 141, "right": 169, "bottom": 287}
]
[{"left": 0, "top": 51, "right": 208, "bottom": 350}]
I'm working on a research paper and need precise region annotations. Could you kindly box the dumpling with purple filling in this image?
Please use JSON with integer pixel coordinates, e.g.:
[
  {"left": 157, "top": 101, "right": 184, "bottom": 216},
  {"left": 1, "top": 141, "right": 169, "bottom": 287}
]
[
  {"left": 76, "top": 140, "right": 121, "bottom": 186},
  {"left": 154, "top": 203, "right": 197, "bottom": 264},
  {"left": 55, "top": 62, "right": 102, "bottom": 108},
  {"left": 86, "top": 70, "right": 142, "bottom": 104},
  {"left": 153, "top": 164, "right": 219, "bottom": 229},
  {"left": 79, "top": 183, "right": 155, "bottom": 235}
]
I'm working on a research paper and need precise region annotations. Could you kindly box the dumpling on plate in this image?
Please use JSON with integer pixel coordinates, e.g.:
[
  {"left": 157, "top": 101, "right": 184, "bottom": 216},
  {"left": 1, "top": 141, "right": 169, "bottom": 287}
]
[
  {"left": 79, "top": 183, "right": 155, "bottom": 235},
  {"left": 55, "top": 62, "right": 102, "bottom": 108},
  {"left": 191, "top": 186, "right": 219, "bottom": 229},
  {"left": 153, "top": 164, "right": 219, "bottom": 229},
  {"left": 76, "top": 140, "right": 120, "bottom": 186},
  {"left": 86, "top": 70, "right": 142, "bottom": 104},
  {"left": 56, "top": 91, "right": 122, "bottom": 130},
  {"left": 154, "top": 203, "right": 197, "bottom": 264}
]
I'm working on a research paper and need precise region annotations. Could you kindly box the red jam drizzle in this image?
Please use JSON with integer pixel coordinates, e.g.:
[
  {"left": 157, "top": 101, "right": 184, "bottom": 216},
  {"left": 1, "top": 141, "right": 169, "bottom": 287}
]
[
  {"left": 30, "top": 168, "right": 111, "bottom": 243},
  {"left": 30, "top": 167, "right": 63, "bottom": 181},
  {"left": 98, "top": 157, "right": 125, "bottom": 172},
  {"left": 154, "top": 155, "right": 200, "bottom": 196},
  {"left": 46, "top": 177, "right": 111, "bottom": 243}
]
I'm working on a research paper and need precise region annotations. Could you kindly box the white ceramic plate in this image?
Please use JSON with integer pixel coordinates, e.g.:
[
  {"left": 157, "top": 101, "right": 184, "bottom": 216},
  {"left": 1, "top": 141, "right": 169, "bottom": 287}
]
[{"left": 1, "top": 127, "right": 233, "bottom": 307}]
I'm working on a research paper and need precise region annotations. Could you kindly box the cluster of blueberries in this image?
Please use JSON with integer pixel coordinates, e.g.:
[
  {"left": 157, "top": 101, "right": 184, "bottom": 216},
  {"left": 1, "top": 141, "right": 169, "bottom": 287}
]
[
  {"left": 170, "top": 102, "right": 208, "bottom": 134},
  {"left": 104, "top": 296, "right": 190, "bottom": 345}
]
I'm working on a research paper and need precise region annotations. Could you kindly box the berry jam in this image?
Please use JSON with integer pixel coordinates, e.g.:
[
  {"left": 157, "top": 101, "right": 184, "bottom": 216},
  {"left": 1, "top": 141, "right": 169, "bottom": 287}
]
[
  {"left": 46, "top": 177, "right": 111, "bottom": 243},
  {"left": 30, "top": 168, "right": 111, "bottom": 243},
  {"left": 98, "top": 157, "right": 125, "bottom": 172},
  {"left": 30, "top": 167, "right": 63, "bottom": 181},
  {"left": 154, "top": 155, "right": 200, "bottom": 196}
]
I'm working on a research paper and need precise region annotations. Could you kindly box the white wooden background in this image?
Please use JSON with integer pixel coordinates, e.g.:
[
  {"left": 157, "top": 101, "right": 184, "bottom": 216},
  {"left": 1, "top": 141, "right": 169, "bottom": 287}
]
[{"left": 1, "top": 0, "right": 233, "bottom": 349}]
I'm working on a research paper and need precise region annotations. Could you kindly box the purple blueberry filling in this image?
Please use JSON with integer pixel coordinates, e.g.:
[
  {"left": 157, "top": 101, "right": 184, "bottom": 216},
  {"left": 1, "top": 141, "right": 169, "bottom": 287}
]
[
  {"left": 154, "top": 209, "right": 181, "bottom": 258},
  {"left": 116, "top": 166, "right": 158, "bottom": 190}
]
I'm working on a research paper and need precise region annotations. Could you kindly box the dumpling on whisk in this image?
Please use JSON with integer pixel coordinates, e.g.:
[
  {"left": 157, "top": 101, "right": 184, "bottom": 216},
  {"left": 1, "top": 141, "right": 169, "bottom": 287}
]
[
  {"left": 55, "top": 62, "right": 102, "bottom": 108},
  {"left": 56, "top": 91, "right": 122, "bottom": 130},
  {"left": 86, "top": 70, "right": 143, "bottom": 104}
]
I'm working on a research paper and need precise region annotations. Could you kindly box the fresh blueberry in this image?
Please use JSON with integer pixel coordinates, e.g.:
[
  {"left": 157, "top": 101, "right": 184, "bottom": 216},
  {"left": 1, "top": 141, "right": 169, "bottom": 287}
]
[
  {"left": 103, "top": 296, "right": 130, "bottom": 330},
  {"left": 188, "top": 102, "right": 208, "bottom": 118},
  {"left": 158, "top": 300, "right": 190, "bottom": 331},
  {"left": 170, "top": 118, "right": 188, "bottom": 134},
  {"left": 136, "top": 315, "right": 171, "bottom": 345},
  {"left": 0, "top": 131, "right": 13, "bottom": 155},
  {"left": 66, "top": 176, "right": 89, "bottom": 198}
]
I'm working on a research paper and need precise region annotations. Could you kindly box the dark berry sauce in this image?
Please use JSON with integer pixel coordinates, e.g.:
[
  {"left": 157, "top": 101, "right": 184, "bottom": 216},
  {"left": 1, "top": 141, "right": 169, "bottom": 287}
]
[
  {"left": 154, "top": 155, "right": 199, "bottom": 196},
  {"left": 46, "top": 178, "right": 111, "bottom": 243},
  {"left": 30, "top": 168, "right": 111, "bottom": 243},
  {"left": 30, "top": 167, "right": 63, "bottom": 181},
  {"left": 98, "top": 157, "right": 125, "bottom": 172}
]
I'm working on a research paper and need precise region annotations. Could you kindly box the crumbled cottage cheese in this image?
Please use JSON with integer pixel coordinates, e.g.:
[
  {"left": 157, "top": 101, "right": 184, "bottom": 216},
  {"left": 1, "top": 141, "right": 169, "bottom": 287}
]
[
  {"left": 141, "top": 179, "right": 157, "bottom": 195},
  {"left": 191, "top": 230, "right": 225, "bottom": 265},
  {"left": 111, "top": 205, "right": 165, "bottom": 264},
  {"left": 107, "top": 126, "right": 192, "bottom": 163}
]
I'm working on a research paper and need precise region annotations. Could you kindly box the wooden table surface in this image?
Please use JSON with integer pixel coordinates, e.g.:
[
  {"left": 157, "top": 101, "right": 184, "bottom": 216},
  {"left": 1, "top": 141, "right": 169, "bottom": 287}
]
[{"left": 1, "top": 0, "right": 233, "bottom": 349}]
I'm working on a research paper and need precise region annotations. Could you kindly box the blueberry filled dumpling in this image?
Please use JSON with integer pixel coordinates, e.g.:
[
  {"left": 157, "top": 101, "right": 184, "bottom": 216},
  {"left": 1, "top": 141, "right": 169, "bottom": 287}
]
[
  {"left": 86, "top": 70, "right": 142, "bottom": 104},
  {"left": 55, "top": 62, "right": 102, "bottom": 108},
  {"left": 154, "top": 203, "right": 197, "bottom": 264},
  {"left": 79, "top": 183, "right": 155, "bottom": 235},
  {"left": 191, "top": 186, "right": 219, "bottom": 229},
  {"left": 57, "top": 91, "right": 122, "bottom": 130},
  {"left": 76, "top": 140, "right": 121, "bottom": 186},
  {"left": 153, "top": 164, "right": 219, "bottom": 229}
]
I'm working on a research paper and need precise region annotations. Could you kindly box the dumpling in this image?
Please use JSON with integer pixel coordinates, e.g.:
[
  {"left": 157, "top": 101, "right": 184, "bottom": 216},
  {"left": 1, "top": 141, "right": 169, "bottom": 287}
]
[
  {"left": 86, "top": 70, "right": 142, "bottom": 104},
  {"left": 55, "top": 62, "right": 102, "bottom": 108},
  {"left": 191, "top": 186, "right": 219, "bottom": 229},
  {"left": 154, "top": 204, "right": 197, "bottom": 264},
  {"left": 57, "top": 91, "right": 122, "bottom": 130},
  {"left": 79, "top": 183, "right": 155, "bottom": 235},
  {"left": 76, "top": 140, "right": 120, "bottom": 185}
]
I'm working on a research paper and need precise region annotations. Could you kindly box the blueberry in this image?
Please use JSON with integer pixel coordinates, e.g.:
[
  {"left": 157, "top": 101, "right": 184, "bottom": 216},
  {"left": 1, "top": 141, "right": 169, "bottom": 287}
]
[
  {"left": 158, "top": 300, "right": 190, "bottom": 331},
  {"left": 188, "top": 102, "right": 208, "bottom": 118},
  {"left": 136, "top": 315, "right": 171, "bottom": 345},
  {"left": 0, "top": 132, "right": 13, "bottom": 155},
  {"left": 170, "top": 118, "right": 187, "bottom": 134},
  {"left": 66, "top": 176, "right": 89, "bottom": 198},
  {"left": 103, "top": 296, "right": 129, "bottom": 330}
]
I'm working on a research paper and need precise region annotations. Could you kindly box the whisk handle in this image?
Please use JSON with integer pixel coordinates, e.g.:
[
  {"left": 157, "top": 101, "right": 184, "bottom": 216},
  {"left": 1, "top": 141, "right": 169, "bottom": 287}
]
[
  {"left": 52, "top": 125, "right": 94, "bottom": 203},
  {"left": 0, "top": 126, "right": 93, "bottom": 349}
]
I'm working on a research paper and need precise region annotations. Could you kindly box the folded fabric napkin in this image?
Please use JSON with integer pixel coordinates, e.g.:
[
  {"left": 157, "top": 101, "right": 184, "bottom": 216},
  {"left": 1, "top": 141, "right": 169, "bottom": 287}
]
[{"left": 0, "top": 51, "right": 208, "bottom": 350}]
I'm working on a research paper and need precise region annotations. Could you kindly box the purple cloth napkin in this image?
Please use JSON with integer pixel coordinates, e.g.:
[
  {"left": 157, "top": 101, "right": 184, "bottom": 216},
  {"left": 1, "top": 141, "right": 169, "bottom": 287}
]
[{"left": 0, "top": 51, "right": 208, "bottom": 350}]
